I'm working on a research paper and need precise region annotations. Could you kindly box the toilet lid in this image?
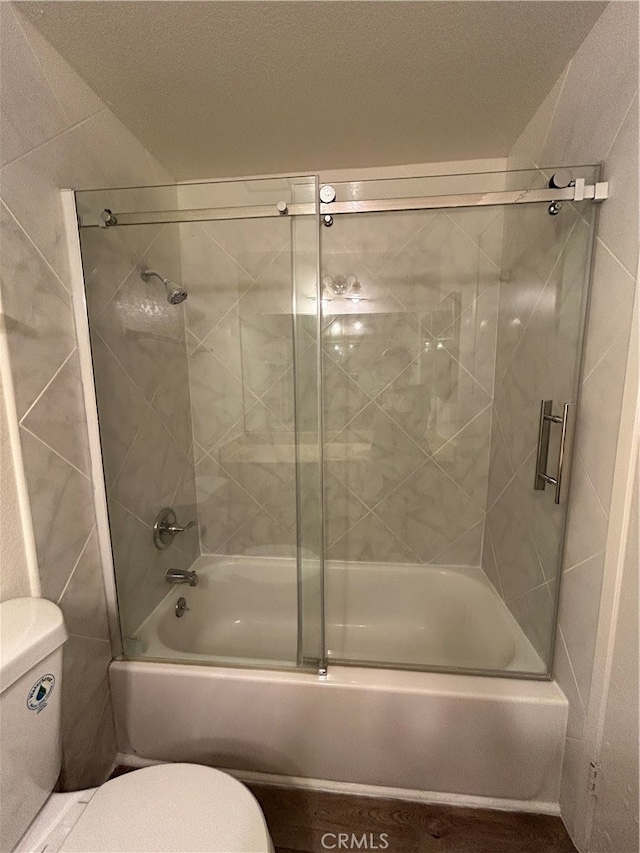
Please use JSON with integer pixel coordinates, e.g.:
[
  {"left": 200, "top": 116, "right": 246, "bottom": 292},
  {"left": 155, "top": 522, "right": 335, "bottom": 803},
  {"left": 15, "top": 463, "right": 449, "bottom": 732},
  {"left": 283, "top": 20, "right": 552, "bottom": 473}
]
[{"left": 59, "top": 764, "right": 272, "bottom": 853}]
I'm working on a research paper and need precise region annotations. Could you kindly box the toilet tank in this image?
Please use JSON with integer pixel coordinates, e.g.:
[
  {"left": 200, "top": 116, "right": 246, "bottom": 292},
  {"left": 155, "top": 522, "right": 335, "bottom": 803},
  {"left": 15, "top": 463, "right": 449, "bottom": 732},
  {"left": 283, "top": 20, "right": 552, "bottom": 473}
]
[{"left": 0, "top": 598, "right": 67, "bottom": 852}]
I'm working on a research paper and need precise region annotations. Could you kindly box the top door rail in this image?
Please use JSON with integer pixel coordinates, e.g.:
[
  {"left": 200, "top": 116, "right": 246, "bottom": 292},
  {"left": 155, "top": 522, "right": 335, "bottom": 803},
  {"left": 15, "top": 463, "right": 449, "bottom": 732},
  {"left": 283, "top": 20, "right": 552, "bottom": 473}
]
[{"left": 80, "top": 179, "right": 608, "bottom": 228}]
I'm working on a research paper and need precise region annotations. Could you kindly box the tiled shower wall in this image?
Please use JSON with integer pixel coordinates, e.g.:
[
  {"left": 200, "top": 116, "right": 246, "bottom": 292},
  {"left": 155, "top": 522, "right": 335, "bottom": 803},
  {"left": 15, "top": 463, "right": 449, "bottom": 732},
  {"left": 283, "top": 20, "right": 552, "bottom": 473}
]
[
  {"left": 483, "top": 192, "right": 595, "bottom": 662},
  {"left": 0, "top": 4, "right": 180, "bottom": 789},
  {"left": 180, "top": 218, "right": 299, "bottom": 556},
  {"left": 321, "top": 207, "right": 502, "bottom": 565},
  {"left": 79, "top": 219, "right": 198, "bottom": 639},
  {"left": 504, "top": 1, "right": 638, "bottom": 839}
]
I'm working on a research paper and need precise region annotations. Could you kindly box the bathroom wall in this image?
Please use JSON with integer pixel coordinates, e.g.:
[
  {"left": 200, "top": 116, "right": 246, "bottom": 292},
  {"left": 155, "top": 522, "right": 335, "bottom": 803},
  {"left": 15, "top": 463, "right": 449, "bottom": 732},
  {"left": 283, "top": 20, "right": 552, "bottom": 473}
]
[
  {"left": 590, "top": 456, "right": 638, "bottom": 852},
  {"left": 179, "top": 215, "right": 299, "bottom": 556},
  {"left": 503, "top": 1, "right": 639, "bottom": 840},
  {"left": 482, "top": 175, "right": 597, "bottom": 663},
  {"left": 0, "top": 4, "right": 178, "bottom": 790},
  {"left": 79, "top": 217, "right": 198, "bottom": 639},
  {"left": 321, "top": 203, "right": 502, "bottom": 566},
  {"left": 0, "top": 324, "right": 36, "bottom": 601}
]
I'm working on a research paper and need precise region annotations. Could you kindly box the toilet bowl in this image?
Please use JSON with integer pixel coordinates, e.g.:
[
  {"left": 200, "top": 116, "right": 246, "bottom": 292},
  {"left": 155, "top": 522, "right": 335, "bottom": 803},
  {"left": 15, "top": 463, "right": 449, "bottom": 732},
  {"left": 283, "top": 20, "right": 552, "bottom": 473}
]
[{"left": 0, "top": 598, "right": 273, "bottom": 853}]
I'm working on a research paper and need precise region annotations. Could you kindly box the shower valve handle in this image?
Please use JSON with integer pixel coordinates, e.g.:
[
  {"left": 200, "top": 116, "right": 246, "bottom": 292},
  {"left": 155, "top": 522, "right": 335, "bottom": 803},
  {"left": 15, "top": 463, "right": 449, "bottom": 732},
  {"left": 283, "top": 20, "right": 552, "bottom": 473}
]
[
  {"left": 165, "top": 520, "right": 196, "bottom": 535},
  {"left": 153, "top": 507, "right": 196, "bottom": 549}
]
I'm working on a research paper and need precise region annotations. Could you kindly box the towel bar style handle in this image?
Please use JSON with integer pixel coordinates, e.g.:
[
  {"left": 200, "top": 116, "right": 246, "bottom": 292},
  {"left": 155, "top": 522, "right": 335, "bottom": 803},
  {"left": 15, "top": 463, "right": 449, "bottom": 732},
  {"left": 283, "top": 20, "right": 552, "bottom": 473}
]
[{"left": 534, "top": 400, "right": 575, "bottom": 504}]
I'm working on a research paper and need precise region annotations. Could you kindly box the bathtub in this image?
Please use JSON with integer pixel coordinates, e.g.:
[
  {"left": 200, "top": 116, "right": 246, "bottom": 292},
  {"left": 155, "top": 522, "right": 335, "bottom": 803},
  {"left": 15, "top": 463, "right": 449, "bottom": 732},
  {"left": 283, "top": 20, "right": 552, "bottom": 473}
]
[
  {"left": 110, "top": 556, "right": 567, "bottom": 812},
  {"left": 131, "top": 556, "right": 544, "bottom": 674}
]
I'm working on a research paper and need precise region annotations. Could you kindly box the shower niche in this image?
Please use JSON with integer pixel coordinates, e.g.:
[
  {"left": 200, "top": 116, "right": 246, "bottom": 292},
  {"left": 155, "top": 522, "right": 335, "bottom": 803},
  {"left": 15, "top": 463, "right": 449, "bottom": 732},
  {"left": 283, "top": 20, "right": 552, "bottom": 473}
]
[{"left": 74, "top": 166, "right": 601, "bottom": 679}]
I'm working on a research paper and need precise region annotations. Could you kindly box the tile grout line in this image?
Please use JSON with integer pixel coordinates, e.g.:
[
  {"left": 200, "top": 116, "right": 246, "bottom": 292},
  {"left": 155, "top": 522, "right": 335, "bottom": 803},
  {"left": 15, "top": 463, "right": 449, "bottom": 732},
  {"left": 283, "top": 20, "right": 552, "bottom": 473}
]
[
  {"left": 19, "top": 422, "right": 92, "bottom": 482},
  {"left": 56, "top": 523, "right": 97, "bottom": 603},
  {"left": 18, "top": 346, "right": 77, "bottom": 425}
]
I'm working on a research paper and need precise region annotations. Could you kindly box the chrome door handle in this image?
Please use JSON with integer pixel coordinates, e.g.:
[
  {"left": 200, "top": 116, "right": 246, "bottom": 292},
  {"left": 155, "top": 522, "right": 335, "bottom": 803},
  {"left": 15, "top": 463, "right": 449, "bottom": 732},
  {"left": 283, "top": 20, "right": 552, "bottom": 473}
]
[{"left": 534, "top": 400, "right": 576, "bottom": 504}]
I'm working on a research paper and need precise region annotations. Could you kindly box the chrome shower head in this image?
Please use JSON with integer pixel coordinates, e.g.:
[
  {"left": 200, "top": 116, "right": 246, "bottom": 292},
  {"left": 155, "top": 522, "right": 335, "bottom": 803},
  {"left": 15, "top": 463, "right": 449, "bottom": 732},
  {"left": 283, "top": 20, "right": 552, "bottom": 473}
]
[{"left": 140, "top": 268, "right": 188, "bottom": 305}]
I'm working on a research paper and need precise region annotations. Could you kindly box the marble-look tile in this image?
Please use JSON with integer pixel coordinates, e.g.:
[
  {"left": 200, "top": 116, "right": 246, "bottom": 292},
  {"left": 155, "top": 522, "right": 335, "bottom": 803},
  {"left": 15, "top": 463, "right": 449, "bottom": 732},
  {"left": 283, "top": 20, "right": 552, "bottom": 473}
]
[
  {"left": 443, "top": 282, "right": 499, "bottom": 396},
  {"left": 10, "top": 7, "right": 104, "bottom": 127},
  {"left": 259, "top": 365, "right": 295, "bottom": 432},
  {"left": 323, "top": 308, "right": 422, "bottom": 400},
  {"left": 150, "top": 337, "right": 194, "bottom": 454},
  {"left": 597, "top": 93, "right": 639, "bottom": 277},
  {"left": 321, "top": 355, "right": 370, "bottom": 434},
  {"left": 79, "top": 222, "right": 139, "bottom": 319},
  {"left": 323, "top": 470, "right": 370, "bottom": 548},
  {"left": 446, "top": 208, "right": 503, "bottom": 266},
  {"left": 378, "top": 348, "right": 491, "bottom": 455},
  {"left": 506, "top": 581, "right": 555, "bottom": 664},
  {"left": 0, "top": 5, "right": 68, "bottom": 167},
  {"left": 486, "top": 407, "right": 514, "bottom": 508},
  {"left": 377, "top": 211, "right": 498, "bottom": 329},
  {"left": 261, "top": 475, "right": 298, "bottom": 536},
  {"left": 581, "top": 241, "right": 637, "bottom": 379},
  {"left": 110, "top": 406, "right": 186, "bottom": 528},
  {"left": 89, "top": 332, "right": 149, "bottom": 488},
  {"left": 557, "top": 552, "right": 605, "bottom": 706},
  {"left": 218, "top": 452, "right": 294, "bottom": 508},
  {"left": 0, "top": 202, "right": 76, "bottom": 417},
  {"left": 203, "top": 216, "right": 290, "bottom": 281},
  {"left": 539, "top": 2, "right": 639, "bottom": 167},
  {"left": 201, "top": 303, "right": 243, "bottom": 379},
  {"left": 325, "top": 209, "right": 434, "bottom": 275},
  {"left": 57, "top": 528, "right": 110, "bottom": 641},
  {"left": 0, "top": 110, "right": 137, "bottom": 285},
  {"left": 170, "top": 456, "right": 200, "bottom": 562},
  {"left": 107, "top": 500, "right": 157, "bottom": 637},
  {"left": 487, "top": 454, "right": 546, "bottom": 602},
  {"left": 431, "top": 521, "right": 484, "bottom": 567},
  {"left": 554, "top": 629, "right": 586, "bottom": 741},
  {"left": 60, "top": 634, "right": 112, "bottom": 788},
  {"left": 181, "top": 223, "right": 253, "bottom": 341},
  {"left": 326, "top": 511, "right": 420, "bottom": 564},
  {"left": 432, "top": 406, "right": 491, "bottom": 507},
  {"left": 76, "top": 698, "right": 117, "bottom": 789},
  {"left": 195, "top": 454, "right": 261, "bottom": 552},
  {"left": 327, "top": 402, "right": 426, "bottom": 508},
  {"left": 221, "top": 507, "right": 295, "bottom": 557},
  {"left": 562, "top": 455, "right": 608, "bottom": 570},
  {"left": 375, "top": 459, "right": 484, "bottom": 563},
  {"left": 481, "top": 529, "right": 502, "bottom": 596},
  {"left": 559, "top": 736, "right": 586, "bottom": 840},
  {"left": 575, "top": 333, "right": 630, "bottom": 512},
  {"left": 235, "top": 306, "right": 294, "bottom": 399},
  {"left": 93, "top": 262, "right": 185, "bottom": 406},
  {"left": 188, "top": 345, "right": 248, "bottom": 452},
  {"left": 21, "top": 349, "right": 91, "bottom": 476},
  {"left": 19, "top": 427, "right": 95, "bottom": 602}
]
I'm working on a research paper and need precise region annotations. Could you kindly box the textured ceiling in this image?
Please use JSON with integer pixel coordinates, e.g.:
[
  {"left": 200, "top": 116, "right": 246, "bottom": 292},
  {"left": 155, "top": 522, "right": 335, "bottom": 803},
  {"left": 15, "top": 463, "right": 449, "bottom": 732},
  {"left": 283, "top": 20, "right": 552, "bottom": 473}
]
[{"left": 21, "top": 1, "right": 607, "bottom": 180}]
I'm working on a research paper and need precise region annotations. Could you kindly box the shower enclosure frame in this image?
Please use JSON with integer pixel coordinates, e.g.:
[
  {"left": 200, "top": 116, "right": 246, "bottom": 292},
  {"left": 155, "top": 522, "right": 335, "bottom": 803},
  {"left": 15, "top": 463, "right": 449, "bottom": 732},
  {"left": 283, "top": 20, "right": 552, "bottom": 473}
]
[{"left": 63, "top": 166, "right": 607, "bottom": 678}]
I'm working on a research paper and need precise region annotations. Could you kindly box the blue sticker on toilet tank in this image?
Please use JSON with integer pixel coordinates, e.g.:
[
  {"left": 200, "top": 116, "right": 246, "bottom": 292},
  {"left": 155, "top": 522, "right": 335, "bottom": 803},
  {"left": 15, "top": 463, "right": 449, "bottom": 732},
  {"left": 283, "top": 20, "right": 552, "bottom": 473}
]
[{"left": 27, "top": 674, "right": 55, "bottom": 713}]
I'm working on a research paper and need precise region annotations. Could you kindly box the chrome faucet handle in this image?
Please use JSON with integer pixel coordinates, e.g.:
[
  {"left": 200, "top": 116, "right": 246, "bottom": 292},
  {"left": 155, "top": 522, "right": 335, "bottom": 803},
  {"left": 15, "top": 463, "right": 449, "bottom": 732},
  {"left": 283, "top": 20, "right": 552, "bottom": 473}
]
[
  {"left": 153, "top": 507, "right": 196, "bottom": 550},
  {"left": 165, "top": 520, "right": 195, "bottom": 535}
]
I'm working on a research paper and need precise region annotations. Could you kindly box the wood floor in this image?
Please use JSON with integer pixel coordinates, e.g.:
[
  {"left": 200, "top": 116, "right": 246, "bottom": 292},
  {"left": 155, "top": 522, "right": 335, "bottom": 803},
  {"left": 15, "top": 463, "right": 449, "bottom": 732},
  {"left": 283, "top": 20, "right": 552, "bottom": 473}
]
[
  {"left": 111, "top": 766, "right": 576, "bottom": 852},
  {"left": 246, "top": 784, "right": 578, "bottom": 853}
]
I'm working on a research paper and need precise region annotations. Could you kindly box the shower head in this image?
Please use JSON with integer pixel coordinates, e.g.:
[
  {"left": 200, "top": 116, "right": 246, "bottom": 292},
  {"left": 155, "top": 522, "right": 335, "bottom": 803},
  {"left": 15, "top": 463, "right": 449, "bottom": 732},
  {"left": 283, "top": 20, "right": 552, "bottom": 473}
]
[{"left": 140, "top": 268, "right": 188, "bottom": 305}]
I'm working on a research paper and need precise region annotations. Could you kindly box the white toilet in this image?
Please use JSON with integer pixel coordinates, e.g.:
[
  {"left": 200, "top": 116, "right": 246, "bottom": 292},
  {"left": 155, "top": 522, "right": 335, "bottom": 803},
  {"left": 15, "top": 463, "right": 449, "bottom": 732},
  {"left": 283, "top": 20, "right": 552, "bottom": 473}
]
[{"left": 0, "top": 598, "right": 273, "bottom": 853}]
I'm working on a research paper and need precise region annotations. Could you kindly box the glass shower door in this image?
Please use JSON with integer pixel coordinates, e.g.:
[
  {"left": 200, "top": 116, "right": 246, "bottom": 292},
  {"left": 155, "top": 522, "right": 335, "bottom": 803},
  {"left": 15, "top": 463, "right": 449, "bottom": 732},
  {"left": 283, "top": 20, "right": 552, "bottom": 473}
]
[
  {"left": 319, "top": 168, "right": 598, "bottom": 677},
  {"left": 76, "top": 176, "right": 323, "bottom": 670}
]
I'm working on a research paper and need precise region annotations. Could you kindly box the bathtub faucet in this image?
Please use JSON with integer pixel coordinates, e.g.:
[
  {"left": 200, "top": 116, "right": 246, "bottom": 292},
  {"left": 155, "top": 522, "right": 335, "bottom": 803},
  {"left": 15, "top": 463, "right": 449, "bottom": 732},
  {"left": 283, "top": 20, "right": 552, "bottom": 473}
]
[{"left": 165, "top": 568, "right": 199, "bottom": 587}]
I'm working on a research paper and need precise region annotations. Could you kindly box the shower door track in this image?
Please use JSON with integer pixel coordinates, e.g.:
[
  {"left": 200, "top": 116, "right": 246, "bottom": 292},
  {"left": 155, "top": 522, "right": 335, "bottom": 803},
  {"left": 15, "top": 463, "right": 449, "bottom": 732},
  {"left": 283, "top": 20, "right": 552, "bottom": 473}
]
[{"left": 80, "top": 179, "right": 608, "bottom": 227}]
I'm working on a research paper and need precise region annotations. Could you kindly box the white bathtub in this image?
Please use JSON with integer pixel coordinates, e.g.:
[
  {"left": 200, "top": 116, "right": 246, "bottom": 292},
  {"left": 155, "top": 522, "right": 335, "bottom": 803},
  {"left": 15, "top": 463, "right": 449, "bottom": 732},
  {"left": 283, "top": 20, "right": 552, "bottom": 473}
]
[
  {"left": 111, "top": 556, "right": 567, "bottom": 812},
  {"left": 132, "top": 556, "right": 544, "bottom": 674}
]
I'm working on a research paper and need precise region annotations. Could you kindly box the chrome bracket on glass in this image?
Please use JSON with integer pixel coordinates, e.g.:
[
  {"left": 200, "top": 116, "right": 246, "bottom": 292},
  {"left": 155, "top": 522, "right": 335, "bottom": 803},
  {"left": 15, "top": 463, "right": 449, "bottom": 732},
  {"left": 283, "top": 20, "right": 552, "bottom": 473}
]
[
  {"left": 153, "top": 507, "right": 196, "bottom": 550},
  {"left": 534, "top": 400, "right": 576, "bottom": 504}
]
